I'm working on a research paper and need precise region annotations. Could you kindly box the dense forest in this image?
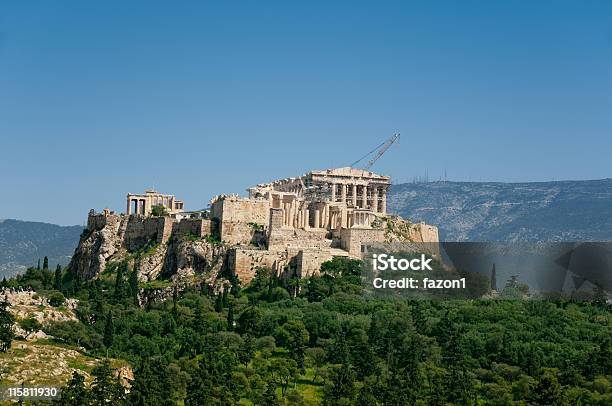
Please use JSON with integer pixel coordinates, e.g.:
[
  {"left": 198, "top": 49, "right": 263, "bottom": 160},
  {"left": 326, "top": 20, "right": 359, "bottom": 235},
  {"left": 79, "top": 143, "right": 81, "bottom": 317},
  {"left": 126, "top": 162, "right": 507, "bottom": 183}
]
[{"left": 0, "top": 256, "right": 610, "bottom": 405}]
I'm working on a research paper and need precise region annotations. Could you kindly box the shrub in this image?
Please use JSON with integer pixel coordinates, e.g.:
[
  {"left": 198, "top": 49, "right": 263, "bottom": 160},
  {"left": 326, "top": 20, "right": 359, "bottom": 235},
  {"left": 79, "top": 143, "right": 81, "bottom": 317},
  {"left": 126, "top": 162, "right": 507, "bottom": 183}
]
[{"left": 48, "top": 291, "right": 65, "bottom": 307}]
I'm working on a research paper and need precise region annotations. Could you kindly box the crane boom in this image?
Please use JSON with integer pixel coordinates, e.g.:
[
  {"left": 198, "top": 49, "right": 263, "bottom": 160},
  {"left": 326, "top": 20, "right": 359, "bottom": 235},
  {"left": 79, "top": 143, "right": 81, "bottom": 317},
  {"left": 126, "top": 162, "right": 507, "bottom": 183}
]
[{"left": 363, "top": 133, "right": 400, "bottom": 170}]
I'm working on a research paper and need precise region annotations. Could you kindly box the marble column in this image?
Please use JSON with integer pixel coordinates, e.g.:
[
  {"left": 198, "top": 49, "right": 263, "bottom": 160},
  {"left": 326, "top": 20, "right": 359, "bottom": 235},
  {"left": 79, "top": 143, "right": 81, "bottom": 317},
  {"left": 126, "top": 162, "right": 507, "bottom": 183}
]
[
  {"left": 331, "top": 183, "right": 336, "bottom": 202},
  {"left": 381, "top": 189, "right": 387, "bottom": 214},
  {"left": 341, "top": 183, "right": 347, "bottom": 204},
  {"left": 362, "top": 186, "right": 368, "bottom": 209},
  {"left": 373, "top": 187, "right": 379, "bottom": 213},
  {"left": 314, "top": 209, "right": 320, "bottom": 229},
  {"left": 351, "top": 184, "right": 357, "bottom": 207}
]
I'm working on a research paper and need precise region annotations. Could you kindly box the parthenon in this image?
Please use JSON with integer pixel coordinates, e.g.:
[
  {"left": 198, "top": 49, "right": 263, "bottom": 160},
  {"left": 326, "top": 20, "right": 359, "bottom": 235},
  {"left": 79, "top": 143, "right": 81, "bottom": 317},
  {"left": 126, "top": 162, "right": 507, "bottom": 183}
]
[{"left": 247, "top": 167, "right": 390, "bottom": 230}]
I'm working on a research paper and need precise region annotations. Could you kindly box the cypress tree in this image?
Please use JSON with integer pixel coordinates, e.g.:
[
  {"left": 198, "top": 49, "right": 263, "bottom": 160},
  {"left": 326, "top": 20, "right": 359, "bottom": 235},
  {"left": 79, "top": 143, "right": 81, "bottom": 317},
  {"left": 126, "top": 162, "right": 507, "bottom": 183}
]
[
  {"left": 54, "top": 264, "right": 62, "bottom": 291},
  {"left": 114, "top": 262, "right": 126, "bottom": 302},
  {"left": 490, "top": 263, "right": 497, "bottom": 291},
  {"left": 60, "top": 371, "right": 89, "bottom": 405},
  {"left": 128, "top": 266, "right": 139, "bottom": 304},
  {"left": 227, "top": 302, "right": 234, "bottom": 331},
  {"left": 103, "top": 311, "right": 114, "bottom": 348},
  {"left": 43, "top": 256, "right": 49, "bottom": 270}
]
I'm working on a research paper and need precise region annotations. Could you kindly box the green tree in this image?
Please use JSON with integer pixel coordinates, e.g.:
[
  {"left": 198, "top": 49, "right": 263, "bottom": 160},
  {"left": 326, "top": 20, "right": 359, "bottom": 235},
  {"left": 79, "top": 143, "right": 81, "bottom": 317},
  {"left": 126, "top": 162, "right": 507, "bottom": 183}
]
[
  {"left": 59, "top": 371, "right": 89, "bottom": 406},
  {"left": 262, "top": 382, "right": 281, "bottom": 406},
  {"left": 43, "top": 256, "right": 49, "bottom": 270},
  {"left": 128, "top": 266, "right": 139, "bottom": 304},
  {"left": 103, "top": 311, "right": 114, "bottom": 348},
  {"left": 267, "top": 358, "right": 299, "bottom": 395},
  {"left": 227, "top": 302, "right": 235, "bottom": 331},
  {"left": 54, "top": 264, "right": 62, "bottom": 291},
  {"left": 19, "top": 317, "right": 41, "bottom": 334},
  {"left": 151, "top": 205, "right": 167, "bottom": 216},
  {"left": 129, "top": 357, "right": 174, "bottom": 406},
  {"left": 89, "top": 359, "right": 126, "bottom": 405},
  {"left": 238, "top": 334, "right": 255, "bottom": 367},
  {"left": 322, "top": 364, "right": 356, "bottom": 405},
  {"left": 275, "top": 320, "right": 309, "bottom": 372},
  {"left": 48, "top": 290, "right": 65, "bottom": 307},
  {"left": 114, "top": 262, "right": 127, "bottom": 302},
  {"left": 528, "top": 371, "right": 568, "bottom": 406},
  {"left": 0, "top": 300, "right": 15, "bottom": 352}
]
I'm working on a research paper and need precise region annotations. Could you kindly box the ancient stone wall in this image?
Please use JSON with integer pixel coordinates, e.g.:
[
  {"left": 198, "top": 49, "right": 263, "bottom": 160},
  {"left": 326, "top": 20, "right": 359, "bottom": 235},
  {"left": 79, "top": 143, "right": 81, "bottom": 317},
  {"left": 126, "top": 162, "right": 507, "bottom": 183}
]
[
  {"left": 124, "top": 216, "right": 173, "bottom": 251},
  {"left": 172, "top": 218, "right": 212, "bottom": 239},
  {"left": 295, "top": 248, "right": 349, "bottom": 278},
  {"left": 211, "top": 196, "right": 270, "bottom": 245},
  {"left": 338, "top": 228, "right": 386, "bottom": 257},
  {"left": 228, "top": 247, "right": 289, "bottom": 285}
]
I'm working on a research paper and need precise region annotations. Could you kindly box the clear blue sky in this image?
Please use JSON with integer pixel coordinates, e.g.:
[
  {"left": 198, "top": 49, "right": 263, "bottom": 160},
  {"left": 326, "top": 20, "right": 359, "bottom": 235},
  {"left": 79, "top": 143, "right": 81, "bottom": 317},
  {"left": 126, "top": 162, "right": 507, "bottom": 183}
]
[{"left": 1, "top": 1, "right": 611, "bottom": 225}]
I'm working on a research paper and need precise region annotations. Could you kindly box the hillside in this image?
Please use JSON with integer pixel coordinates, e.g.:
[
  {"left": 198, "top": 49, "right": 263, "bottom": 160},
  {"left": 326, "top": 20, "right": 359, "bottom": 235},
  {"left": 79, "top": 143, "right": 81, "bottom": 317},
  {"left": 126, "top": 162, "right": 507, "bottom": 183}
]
[
  {"left": 388, "top": 178, "right": 612, "bottom": 242},
  {"left": 0, "top": 220, "right": 83, "bottom": 278}
]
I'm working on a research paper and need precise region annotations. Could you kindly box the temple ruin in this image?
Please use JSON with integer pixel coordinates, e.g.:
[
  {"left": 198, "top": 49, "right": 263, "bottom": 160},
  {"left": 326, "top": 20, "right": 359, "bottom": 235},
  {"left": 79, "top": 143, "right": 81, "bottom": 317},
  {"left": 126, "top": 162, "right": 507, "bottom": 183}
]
[{"left": 126, "top": 189, "right": 184, "bottom": 216}]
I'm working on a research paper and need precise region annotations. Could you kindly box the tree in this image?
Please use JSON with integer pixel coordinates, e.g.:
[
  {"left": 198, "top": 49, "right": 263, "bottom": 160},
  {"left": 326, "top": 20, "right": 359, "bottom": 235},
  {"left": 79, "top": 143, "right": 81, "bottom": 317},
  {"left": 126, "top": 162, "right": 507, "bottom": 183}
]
[
  {"left": 0, "top": 300, "right": 15, "bottom": 352},
  {"left": 227, "top": 302, "right": 235, "bottom": 331},
  {"left": 151, "top": 205, "right": 167, "bottom": 216},
  {"left": 114, "top": 262, "right": 127, "bottom": 302},
  {"left": 59, "top": 371, "right": 89, "bottom": 406},
  {"left": 275, "top": 320, "right": 309, "bottom": 372},
  {"left": 262, "top": 382, "right": 281, "bottom": 406},
  {"left": 238, "top": 334, "right": 255, "bottom": 367},
  {"left": 54, "top": 264, "right": 62, "bottom": 291},
  {"left": 128, "top": 266, "right": 139, "bottom": 304},
  {"left": 130, "top": 357, "right": 174, "bottom": 406},
  {"left": 490, "top": 263, "right": 497, "bottom": 291},
  {"left": 103, "top": 311, "right": 114, "bottom": 348},
  {"left": 43, "top": 256, "right": 49, "bottom": 270},
  {"left": 19, "top": 317, "right": 41, "bottom": 334},
  {"left": 528, "top": 371, "right": 568, "bottom": 406},
  {"left": 322, "top": 364, "right": 356, "bottom": 405},
  {"left": 48, "top": 290, "right": 65, "bottom": 307},
  {"left": 89, "top": 359, "right": 126, "bottom": 405},
  {"left": 267, "top": 358, "right": 299, "bottom": 395}
]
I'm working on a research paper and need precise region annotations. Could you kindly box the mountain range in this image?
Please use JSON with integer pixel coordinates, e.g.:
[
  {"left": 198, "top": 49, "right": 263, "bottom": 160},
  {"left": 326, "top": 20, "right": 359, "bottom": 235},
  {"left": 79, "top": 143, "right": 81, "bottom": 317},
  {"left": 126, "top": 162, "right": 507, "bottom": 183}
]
[
  {"left": 1, "top": 178, "right": 611, "bottom": 277},
  {"left": 0, "top": 219, "right": 83, "bottom": 278},
  {"left": 388, "top": 178, "right": 612, "bottom": 242}
]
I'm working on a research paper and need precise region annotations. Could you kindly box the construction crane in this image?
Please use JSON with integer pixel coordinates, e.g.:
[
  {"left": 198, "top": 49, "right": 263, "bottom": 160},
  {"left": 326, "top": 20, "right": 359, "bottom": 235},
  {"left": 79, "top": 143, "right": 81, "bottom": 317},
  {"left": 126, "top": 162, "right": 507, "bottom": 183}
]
[{"left": 350, "top": 133, "right": 400, "bottom": 170}]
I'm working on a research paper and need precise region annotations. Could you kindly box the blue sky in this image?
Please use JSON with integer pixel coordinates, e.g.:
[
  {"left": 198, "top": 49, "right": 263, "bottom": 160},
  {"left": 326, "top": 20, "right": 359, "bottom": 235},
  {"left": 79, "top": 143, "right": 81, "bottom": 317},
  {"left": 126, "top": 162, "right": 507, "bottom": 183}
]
[{"left": 1, "top": 1, "right": 611, "bottom": 225}]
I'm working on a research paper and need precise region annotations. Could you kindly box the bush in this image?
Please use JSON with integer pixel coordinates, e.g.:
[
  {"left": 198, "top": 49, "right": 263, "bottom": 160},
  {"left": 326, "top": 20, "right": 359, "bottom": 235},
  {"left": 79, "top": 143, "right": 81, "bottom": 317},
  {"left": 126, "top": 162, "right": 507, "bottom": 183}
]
[
  {"left": 151, "top": 205, "right": 167, "bottom": 216},
  {"left": 19, "top": 317, "right": 42, "bottom": 333},
  {"left": 48, "top": 291, "right": 66, "bottom": 307}
]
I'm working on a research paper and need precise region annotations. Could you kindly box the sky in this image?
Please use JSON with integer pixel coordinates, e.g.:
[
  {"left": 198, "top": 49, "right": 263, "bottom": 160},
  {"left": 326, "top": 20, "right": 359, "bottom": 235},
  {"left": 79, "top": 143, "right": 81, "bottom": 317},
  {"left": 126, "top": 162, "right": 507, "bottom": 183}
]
[{"left": 1, "top": 1, "right": 611, "bottom": 225}]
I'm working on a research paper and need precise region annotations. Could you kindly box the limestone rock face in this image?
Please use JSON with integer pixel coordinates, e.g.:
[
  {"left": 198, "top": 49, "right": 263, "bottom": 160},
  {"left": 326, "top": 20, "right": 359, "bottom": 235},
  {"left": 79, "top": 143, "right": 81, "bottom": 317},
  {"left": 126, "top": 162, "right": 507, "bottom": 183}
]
[
  {"left": 68, "top": 217, "right": 124, "bottom": 279},
  {"left": 137, "top": 242, "right": 169, "bottom": 282},
  {"left": 175, "top": 240, "right": 227, "bottom": 278},
  {"left": 376, "top": 215, "right": 439, "bottom": 244}
]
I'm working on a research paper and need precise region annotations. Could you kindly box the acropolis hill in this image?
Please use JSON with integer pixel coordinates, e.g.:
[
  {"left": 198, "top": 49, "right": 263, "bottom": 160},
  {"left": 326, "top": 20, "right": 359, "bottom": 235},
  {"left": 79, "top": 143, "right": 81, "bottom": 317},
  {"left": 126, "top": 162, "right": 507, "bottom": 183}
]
[{"left": 69, "top": 167, "right": 438, "bottom": 298}]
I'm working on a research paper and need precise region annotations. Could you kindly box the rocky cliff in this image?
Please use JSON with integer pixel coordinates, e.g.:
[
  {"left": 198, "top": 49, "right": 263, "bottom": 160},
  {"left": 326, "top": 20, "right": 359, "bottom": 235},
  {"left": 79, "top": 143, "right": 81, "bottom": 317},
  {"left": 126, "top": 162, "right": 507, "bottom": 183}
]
[{"left": 67, "top": 212, "right": 228, "bottom": 302}]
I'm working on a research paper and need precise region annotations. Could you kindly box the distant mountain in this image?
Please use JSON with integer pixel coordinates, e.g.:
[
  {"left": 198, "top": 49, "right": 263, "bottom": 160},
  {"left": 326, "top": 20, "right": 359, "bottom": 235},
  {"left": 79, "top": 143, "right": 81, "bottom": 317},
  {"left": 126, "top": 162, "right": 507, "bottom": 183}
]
[
  {"left": 0, "top": 219, "right": 83, "bottom": 278},
  {"left": 388, "top": 178, "right": 612, "bottom": 242}
]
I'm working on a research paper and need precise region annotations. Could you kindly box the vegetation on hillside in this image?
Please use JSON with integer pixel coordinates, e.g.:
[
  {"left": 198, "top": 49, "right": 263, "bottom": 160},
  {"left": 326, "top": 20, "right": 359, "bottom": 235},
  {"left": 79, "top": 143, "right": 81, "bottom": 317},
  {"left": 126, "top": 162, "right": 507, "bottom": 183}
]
[{"left": 0, "top": 257, "right": 610, "bottom": 405}]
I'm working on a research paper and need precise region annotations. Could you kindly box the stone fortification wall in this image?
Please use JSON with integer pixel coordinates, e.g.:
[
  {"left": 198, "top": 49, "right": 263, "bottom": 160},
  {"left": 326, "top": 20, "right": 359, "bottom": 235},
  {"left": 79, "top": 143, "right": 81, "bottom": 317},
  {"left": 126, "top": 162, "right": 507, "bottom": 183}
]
[
  {"left": 172, "top": 218, "right": 212, "bottom": 239},
  {"left": 211, "top": 196, "right": 270, "bottom": 245},
  {"left": 338, "top": 228, "right": 386, "bottom": 257},
  {"left": 228, "top": 247, "right": 289, "bottom": 285},
  {"left": 124, "top": 216, "right": 173, "bottom": 251}
]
